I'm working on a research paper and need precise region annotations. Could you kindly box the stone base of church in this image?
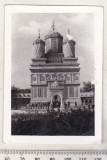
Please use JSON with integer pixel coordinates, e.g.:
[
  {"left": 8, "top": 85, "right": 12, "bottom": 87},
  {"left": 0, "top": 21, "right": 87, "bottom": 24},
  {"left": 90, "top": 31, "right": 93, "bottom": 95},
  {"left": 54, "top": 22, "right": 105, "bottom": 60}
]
[
  {"left": 28, "top": 97, "right": 81, "bottom": 113},
  {"left": 64, "top": 97, "right": 81, "bottom": 106}
]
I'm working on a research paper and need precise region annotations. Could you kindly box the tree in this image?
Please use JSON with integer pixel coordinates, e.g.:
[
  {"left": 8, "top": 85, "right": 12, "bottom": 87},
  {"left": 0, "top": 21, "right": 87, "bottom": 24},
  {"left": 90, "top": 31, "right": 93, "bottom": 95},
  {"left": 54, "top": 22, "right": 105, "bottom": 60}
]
[{"left": 80, "top": 81, "right": 95, "bottom": 92}]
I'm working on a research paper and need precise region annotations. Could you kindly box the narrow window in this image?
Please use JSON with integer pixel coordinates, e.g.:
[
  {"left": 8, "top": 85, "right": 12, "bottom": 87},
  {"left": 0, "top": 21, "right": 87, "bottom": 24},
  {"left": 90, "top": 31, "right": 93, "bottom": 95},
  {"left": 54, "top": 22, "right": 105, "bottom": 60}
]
[
  {"left": 75, "top": 87, "right": 78, "bottom": 97},
  {"left": 69, "top": 87, "right": 74, "bottom": 97},
  {"left": 52, "top": 38, "right": 57, "bottom": 52},
  {"left": 38, "top": 88, "right": 43, "bottom": 97},
  {"left": 65, "top": 87, "right": 68, "bottom": 98},
  {"left": 33, "top": 87, "right": 37, "bottom": 98},
  {"left": 44, "top": 87, "right": 47, "bottom": 97}
]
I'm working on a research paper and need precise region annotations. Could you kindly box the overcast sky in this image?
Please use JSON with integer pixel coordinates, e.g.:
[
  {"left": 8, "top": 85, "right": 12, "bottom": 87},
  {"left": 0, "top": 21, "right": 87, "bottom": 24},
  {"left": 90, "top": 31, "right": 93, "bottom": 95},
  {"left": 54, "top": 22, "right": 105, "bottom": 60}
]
[{"left": 11, "top": 13, "right": 95, "bottom": 89}]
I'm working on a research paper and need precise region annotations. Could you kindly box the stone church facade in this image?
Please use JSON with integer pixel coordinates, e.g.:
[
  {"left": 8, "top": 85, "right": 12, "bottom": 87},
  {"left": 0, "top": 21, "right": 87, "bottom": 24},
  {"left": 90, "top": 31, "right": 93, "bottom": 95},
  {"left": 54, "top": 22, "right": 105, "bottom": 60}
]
[{"left": 30, "top": 23, "right": 80, "bottom": 112}]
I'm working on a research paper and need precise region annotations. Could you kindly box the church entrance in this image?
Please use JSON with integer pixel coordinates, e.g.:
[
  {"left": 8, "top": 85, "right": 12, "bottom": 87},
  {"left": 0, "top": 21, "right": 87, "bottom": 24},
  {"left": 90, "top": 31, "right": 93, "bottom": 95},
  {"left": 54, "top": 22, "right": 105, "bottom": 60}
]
[{"left": 51, "top": 93, "right": 62, "bottom": 111}]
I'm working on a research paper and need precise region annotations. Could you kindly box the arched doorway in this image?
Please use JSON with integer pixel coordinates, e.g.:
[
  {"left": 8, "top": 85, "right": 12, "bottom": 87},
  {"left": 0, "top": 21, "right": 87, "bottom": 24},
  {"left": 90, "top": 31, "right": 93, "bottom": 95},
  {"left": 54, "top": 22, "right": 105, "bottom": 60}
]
[{"left": 51, "top": 93, "right": 62, "bottom": 111}]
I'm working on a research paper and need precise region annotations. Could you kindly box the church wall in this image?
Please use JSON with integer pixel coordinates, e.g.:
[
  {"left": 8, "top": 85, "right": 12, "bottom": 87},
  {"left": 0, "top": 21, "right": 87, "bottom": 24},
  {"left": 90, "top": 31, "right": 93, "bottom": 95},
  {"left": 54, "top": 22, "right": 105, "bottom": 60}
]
[
  {"left": 32, "top": 86, "right": 48, "bottom": 98},
  {"left": 64, "top": 85, "right": 81, "bottom": 106},
  {"left": 31, "top": 72, "right": 80, "bottom": 84},
  {"left": 31, "top": 86, "right": 50, "bottom": 103},
  {"left": 30, "top": 70, "right": 81, "bottom": 108}
]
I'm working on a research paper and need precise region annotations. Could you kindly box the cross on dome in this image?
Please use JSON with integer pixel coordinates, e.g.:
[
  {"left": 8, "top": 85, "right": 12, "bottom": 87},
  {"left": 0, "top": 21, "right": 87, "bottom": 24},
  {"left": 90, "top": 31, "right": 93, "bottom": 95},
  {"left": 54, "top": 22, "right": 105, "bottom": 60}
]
[
  {"left": 38, "top": 29, "right": 40, "bottom": 39},
  {"left": 52, "top": 19, "right": 55, "bottom": 31},
  {"left": 67, "top": 28, "right": 70, "bottom": 35}
]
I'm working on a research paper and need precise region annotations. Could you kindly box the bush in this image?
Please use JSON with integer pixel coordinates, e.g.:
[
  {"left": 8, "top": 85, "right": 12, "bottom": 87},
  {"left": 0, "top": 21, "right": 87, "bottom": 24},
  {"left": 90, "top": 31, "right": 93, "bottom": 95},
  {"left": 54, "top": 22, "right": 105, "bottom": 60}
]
[{"left": 11, "top": 109, "right": 94, "bottom": 136}]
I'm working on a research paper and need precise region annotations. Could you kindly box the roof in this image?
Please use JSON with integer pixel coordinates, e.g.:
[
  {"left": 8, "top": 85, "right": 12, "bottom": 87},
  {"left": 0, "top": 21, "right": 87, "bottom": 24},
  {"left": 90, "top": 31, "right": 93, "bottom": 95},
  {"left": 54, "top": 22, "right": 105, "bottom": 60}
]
[
  {"left": 80, "top": 92, "right": 94, "bottom": 97},
  {"left": 63, "top": 34, "right": 75, "bottom": 44},
  {"left": 66, "top": 34, "right": 74, "bottom": 41},
  {"left": 14, "top": 93, "right": 31, "bottom": 98},
  {"left": 33, "top": 38, "right": 45, "bottom": 45},
  {"left": 45, "top": 31, "right": 63, "bottom": 40}
]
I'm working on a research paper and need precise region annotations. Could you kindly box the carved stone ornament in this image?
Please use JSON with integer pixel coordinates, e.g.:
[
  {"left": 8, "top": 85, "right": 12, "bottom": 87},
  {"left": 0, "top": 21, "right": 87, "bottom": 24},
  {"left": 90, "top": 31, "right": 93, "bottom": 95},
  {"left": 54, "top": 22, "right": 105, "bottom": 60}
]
[
  {"left": 51, "top": 80, "right": 59, "bottom": 88},
  {"left": 32, "top": 75, "right": 37, "bottom": 81}
]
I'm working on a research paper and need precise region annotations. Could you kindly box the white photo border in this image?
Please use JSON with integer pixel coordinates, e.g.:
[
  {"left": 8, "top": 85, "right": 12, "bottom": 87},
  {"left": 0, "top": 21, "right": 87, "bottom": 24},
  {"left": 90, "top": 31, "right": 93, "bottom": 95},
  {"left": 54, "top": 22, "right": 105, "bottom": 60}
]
[{"left": 4, "top": 5, "right": 103, "bottom": 144}]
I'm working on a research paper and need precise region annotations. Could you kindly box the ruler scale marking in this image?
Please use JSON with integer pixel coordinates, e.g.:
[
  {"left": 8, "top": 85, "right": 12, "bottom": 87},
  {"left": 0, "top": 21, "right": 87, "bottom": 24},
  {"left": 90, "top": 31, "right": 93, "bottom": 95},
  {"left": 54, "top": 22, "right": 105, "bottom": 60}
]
[{"left": 0, "top": 150, "right": 107, "bottom": 160}]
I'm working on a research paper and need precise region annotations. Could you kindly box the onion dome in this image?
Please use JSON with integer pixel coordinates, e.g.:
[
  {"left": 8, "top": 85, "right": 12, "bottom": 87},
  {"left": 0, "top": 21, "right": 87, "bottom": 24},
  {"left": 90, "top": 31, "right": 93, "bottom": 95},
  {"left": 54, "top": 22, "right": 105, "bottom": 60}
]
[
  {"left": 33, "top": 31, "right": 45, "bottom": 45},
  {"left": 33, "top": 38, "right": 45, "bottom": 45},
  {"left": 45, "top": 31, "right": 63, "bottom": 40},
  {"left": 45, "top": 20, "right": 63, "bottom": 56},
  {"left": 66, "top": 34, "right": 74, "bottom": 41},
  {"left": 45, "top": 20, "right": 63, "bottom": 40},
  {"left": 64, "top": 28, "right": 75, "bottom": 44},
  {"left": 63, "top": 29, "right": 76, "bottom": 58},
  {"left": 33, "top": 30, "right": 45, "bottom": 58}
]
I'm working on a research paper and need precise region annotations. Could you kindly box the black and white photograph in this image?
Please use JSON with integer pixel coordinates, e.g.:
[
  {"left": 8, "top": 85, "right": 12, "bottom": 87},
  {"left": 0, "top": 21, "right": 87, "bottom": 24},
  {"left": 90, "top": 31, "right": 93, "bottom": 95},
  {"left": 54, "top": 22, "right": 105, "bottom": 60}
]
[{"left": 4, "top": 6, "right": 102, "bottom": 144}]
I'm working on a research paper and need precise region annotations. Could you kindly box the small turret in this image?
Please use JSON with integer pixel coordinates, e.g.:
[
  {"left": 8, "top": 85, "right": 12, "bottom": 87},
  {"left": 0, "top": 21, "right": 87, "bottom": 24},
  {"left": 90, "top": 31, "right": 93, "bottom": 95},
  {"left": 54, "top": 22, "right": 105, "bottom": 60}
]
[
  {"left": 63, "top": 29, "right": 76, "bottom": 58},
  {"left": 33, "top": 30, "right": 45, "bottom": 58}
]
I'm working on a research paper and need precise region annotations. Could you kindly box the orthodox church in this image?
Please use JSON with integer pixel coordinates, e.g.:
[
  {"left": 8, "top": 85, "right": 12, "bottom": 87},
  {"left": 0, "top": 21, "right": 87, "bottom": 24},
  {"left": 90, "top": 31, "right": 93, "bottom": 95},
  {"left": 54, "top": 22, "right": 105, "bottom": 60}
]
[{"left": 30, "top": 22, "right": 80, "bottom": 112}]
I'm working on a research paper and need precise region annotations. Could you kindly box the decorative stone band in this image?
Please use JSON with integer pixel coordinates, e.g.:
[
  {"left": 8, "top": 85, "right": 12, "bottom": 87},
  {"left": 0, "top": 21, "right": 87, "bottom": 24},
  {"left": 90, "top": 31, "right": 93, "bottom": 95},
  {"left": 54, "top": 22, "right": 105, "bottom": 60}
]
[{"left": 30, "top": 67, "right": 80, "bottom": 73}]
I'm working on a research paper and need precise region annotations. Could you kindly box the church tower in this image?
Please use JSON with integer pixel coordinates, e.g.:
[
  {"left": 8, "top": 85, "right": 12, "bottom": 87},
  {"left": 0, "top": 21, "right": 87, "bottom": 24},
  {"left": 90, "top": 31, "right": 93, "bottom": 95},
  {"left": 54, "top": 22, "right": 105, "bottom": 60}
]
[
  {"left": 63, "top": 29, "right": 76, "bottom": 58},
  {"left": 45, "top": 21, "right": 64, "bottom": 63},
  {"left": 33, "top": 31, "right": 45, "bottom": 58},
  {"left": 45, "top": 20, "right": 63, "bottom": 53}
]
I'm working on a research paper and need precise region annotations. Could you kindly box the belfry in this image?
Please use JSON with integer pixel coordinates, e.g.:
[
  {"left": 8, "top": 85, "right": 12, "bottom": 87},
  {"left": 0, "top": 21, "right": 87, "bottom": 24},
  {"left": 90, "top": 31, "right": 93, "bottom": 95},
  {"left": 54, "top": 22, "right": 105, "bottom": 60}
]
[{"left": 30, "top": 22, "right": 80, "bottom": 112}]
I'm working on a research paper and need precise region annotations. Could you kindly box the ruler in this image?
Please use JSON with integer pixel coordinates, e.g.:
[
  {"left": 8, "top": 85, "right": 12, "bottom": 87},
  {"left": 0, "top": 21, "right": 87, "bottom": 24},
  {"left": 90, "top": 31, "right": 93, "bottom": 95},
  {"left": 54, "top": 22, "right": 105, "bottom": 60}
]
[{"left": 0, "top": 150, "right": 107, "bottom": 160}]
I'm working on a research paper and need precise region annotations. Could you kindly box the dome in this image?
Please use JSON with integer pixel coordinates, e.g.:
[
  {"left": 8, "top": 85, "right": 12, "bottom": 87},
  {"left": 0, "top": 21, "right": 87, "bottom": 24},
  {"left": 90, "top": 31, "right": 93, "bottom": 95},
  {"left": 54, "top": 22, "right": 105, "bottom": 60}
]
[
  {"left": 63, "top": 34, "right": 75, "bottom": 44},
  {"left": 33, "top": 38, "right": 45, "bottom": 45},
  {"left": 33, "top": 31, "right": 45, "bottom": 58},
  {"left": 45, "top": 20, "right": 63, "bottom": 40},
  {"left": 63, "top": 30, "right": 76, "bottom": 58},
  {"left": 33, "top": 31, "right": 45, "bottom": 45},
  {"left": 66, "top": 34, "right": 74, "bottom": 41},
  {"left": 64, "top": 29, "right": 75, "bottom": 44},
  {"left": 45, "top": 31, "right": 63, "bottom": 40}
]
